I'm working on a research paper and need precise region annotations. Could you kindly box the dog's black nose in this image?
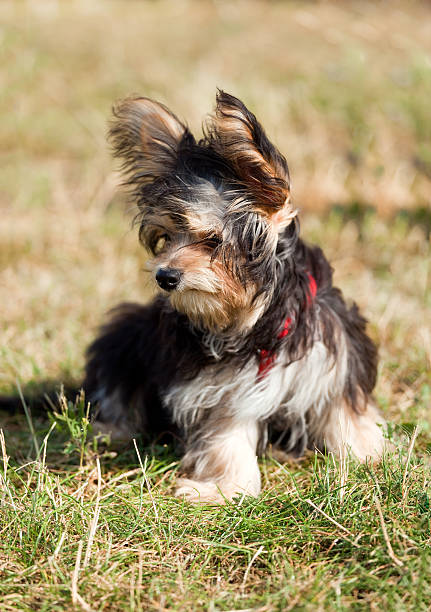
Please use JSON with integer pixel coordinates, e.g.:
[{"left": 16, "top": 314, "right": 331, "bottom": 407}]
[{"left": 156, "top": 267, "right": 182, "bottom": 291}]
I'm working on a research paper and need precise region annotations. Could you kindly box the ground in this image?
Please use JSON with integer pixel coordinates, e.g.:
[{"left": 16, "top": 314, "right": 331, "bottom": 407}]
[{"left": 0, "top": 1, "right": 430, "bottom": 610}]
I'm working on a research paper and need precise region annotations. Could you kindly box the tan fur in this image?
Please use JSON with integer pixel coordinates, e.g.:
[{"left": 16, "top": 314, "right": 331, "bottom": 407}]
[
  {"left": 213, "top": 95, "right": 292, "bottom": 213},
  {"left": 270, "top": 198, "right": 298, "bottom": 232},
  {"left": 134, "top": 98, "right": 185, "bottom": 143},
  {"left": 318, "top": 399, "right": 386, "bottom": 462},
  {"left": 185, "top": 212, "right": 223, "bottom": 236},
  {"left": 215, "top": 113, "right": 275, "bottom": 177},
  {"left": 113, "top": 97, "right": 186, "bottom": 182}
]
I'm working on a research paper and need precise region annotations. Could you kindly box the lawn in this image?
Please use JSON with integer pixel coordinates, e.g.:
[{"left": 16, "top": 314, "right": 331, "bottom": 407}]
[{"left": 1, "top": 1, "right": 430, "bottom": 610}]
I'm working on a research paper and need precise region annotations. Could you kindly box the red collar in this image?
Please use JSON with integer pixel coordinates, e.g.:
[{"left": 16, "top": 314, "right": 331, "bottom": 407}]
[{"left": 257, "top": 272, "right": 317, "bottom": 381}]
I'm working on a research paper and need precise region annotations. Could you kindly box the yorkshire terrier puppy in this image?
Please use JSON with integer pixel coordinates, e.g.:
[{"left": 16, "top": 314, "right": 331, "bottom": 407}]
[{"left": 84, "top": 90, "right": 386, "bottom": 503}]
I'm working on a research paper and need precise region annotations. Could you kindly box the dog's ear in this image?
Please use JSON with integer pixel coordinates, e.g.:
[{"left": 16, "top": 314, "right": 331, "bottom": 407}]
[
  {"left": 109, "top": 97, "right": 191, "bottom": 185},
  {"left": 212, "top": 90, "right": 296, "bottom": 230}
]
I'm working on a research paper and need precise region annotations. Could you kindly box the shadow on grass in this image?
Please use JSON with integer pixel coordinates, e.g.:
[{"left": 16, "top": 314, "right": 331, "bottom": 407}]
[
  {"left": 0, "top": 380, "right": 180, "bottom": 472},
  {"left": 0, "top": 378, "right": 80, "bottom": 416}
]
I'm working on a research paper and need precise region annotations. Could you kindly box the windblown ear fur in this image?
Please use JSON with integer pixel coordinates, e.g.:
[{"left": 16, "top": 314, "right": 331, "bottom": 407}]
[
  {"left": 109, "top": 97, "right": 192, "bottom": 186},
  {"left": 210, "top": 90, "right": 294, "bottom": 221}
]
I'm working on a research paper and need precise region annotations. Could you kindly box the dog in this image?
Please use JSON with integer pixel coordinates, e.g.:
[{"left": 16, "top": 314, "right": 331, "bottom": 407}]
[{"left": 84, "top": 90, "right": 386, "bottom": 503}]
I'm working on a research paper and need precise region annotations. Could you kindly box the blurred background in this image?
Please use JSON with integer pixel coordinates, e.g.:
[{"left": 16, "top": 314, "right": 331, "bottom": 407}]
[{"left": 1, "top": 0, "right": 430, "bottom": 426}]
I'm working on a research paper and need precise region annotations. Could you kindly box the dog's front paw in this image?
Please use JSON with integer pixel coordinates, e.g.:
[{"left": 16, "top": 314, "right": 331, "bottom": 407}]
[{"left": 175, "top": 478, "right": 239, "bottom": 504}]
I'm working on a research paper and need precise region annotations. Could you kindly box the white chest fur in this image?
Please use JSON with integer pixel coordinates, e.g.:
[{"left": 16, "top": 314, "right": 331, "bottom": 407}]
[{"left": 164, "top": 338, "right": 347, "bottom": 431}]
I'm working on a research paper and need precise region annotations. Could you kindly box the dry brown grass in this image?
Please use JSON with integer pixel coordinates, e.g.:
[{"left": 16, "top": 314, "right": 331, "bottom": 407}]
[
  {"left": 0, "top": 2, "right": 430, "bottom": 609},
  {"left": 1, "top": 0, "right": 430, "bottom": 390}
]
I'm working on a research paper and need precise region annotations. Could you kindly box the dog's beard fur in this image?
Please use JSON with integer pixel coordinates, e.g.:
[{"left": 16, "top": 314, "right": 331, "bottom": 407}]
[
  {"left": 85, "top": 90, "right": 387, "bottom": 503},
  {"left": 147, "top": 240, "right": 268, "bottom": 333},
  {"left": 169, "top": 286, "right": 267, "bottom": 336}
]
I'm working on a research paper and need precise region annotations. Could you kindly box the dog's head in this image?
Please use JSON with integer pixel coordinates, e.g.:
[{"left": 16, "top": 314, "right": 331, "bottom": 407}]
[{"left": 110, "top": 91, "right": 298, "bottom": 333}]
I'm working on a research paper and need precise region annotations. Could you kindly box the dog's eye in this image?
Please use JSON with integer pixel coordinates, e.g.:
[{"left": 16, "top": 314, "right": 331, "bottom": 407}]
[
  {"left": 152, "top": 234, "right": 169, "bottom": 255},
  {"left": 204, "top": 234, "right": 222, "bottom": 249}
]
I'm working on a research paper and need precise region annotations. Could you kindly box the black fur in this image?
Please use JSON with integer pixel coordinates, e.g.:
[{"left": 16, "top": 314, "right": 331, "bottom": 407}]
[
  {"left": 85, "top": 234, "right": 377, "bottom": 442},
  {"left": 84, "top": 90, "right": 378, "bottom": 461}
]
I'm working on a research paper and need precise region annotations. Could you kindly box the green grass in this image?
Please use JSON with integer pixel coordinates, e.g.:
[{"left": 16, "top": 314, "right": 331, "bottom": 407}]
[
  {"left": 1, "top": 398, "right": 430, "bottom": 610},
  {"left": 1, "top": 0, "right": 431, "bottom": 609}
]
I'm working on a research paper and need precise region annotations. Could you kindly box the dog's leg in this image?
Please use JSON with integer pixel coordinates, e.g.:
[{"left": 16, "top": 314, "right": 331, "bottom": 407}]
[
  {"left": 318, "top": 399, "right": 386, "bottom": 462},
  {"left": 175, "top": 419, "right": 261, "bottom": 503}
]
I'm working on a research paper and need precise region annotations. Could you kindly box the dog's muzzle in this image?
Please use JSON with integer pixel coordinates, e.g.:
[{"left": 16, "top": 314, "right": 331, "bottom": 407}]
[{"left": 156, "top": 267, "right": 182, "bottom": 291}]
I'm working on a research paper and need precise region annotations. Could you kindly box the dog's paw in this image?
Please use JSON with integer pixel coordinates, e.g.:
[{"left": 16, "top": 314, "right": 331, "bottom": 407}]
[{"left": 174, "top": 478, "right": 238, "bottom": 504}]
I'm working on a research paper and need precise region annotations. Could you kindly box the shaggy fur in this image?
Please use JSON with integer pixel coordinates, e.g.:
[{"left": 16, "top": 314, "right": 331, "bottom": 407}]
[{"left": 84, "top": 90, "right": 386, "bottom": 503}]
